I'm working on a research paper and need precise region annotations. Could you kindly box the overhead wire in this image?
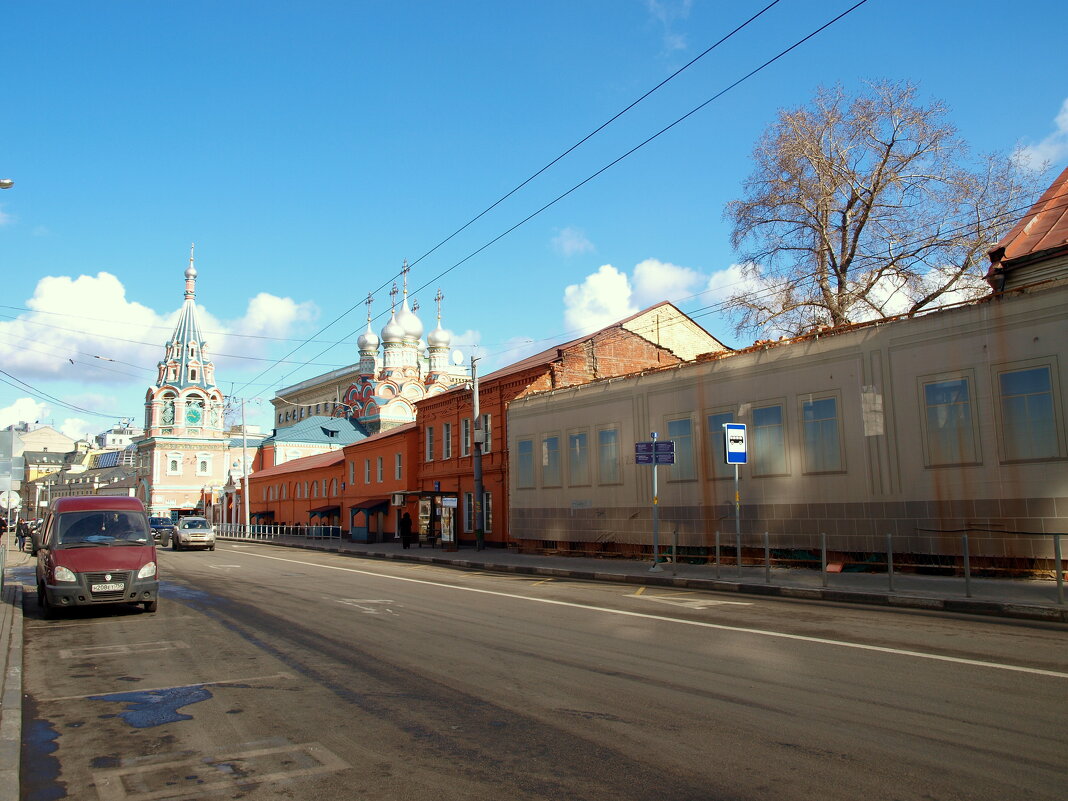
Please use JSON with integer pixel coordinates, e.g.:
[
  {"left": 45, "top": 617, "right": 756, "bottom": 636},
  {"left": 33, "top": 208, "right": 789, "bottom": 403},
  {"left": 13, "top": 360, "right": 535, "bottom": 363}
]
[{"left": 243, "top": 0, "right": 874, "bottom": 400}]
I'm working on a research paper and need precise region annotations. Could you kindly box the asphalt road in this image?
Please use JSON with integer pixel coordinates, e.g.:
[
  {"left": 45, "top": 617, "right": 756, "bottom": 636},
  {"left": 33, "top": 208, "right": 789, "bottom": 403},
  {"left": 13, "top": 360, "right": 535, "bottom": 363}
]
[{"left": 20, "top": 541, "right": 1068, "bottom": 801}]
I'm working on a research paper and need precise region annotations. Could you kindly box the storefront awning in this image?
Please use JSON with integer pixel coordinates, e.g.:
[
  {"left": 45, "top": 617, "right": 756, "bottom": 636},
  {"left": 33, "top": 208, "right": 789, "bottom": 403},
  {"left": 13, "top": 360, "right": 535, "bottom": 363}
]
[
  {"left": 308, "top": 504, "right": 341, "bottom": 514},
  {"left": 348, "top": 497, "right": 390, "bottom": 510}
]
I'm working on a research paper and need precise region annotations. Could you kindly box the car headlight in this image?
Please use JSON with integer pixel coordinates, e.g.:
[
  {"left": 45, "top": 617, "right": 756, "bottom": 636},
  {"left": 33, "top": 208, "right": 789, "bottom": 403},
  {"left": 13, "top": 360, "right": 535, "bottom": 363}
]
[
  {"left": 54, "top": 565, "right": 77, "bottom": 583},
  {"left": 137, "top": 562, "right": 157, "bottom": 579}
]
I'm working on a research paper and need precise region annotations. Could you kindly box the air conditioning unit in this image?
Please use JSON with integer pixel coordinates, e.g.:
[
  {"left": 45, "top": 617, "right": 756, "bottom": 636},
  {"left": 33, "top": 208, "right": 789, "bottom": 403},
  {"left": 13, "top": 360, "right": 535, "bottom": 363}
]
[{"left": 391, "top": 493, "right": 406, "bottom": 506}]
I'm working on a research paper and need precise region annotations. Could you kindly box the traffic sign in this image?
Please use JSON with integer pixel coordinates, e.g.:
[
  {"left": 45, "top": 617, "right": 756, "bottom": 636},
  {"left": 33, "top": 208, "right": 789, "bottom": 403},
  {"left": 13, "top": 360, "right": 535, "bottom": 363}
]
[
  {"left": 0, "top": 490, "right": 21, "bottom": 510},
  {"left": 723, "top": 423, "right": 747, "bottom": 464}
]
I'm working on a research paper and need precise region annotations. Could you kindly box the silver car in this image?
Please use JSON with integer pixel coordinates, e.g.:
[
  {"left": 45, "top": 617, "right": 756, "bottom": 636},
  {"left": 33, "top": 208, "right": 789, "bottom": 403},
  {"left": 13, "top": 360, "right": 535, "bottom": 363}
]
[{"left": 171, "top": 516, "right": 216, "bottom": 551}]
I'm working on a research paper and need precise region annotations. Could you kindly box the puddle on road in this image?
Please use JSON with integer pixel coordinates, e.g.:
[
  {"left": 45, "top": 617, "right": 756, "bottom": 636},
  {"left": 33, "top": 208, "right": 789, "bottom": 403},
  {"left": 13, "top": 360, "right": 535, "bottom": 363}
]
[
  {"left": 89, "top": 686, "right": 213, "bottom": 728},
  {"left": 22, "top": 696, "right": 66, "bottom": 801}
]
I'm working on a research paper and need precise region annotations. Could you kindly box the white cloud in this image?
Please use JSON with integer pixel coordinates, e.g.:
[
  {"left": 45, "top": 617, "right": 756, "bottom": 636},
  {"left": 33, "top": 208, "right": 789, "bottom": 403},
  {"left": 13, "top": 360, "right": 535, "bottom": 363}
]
[
  {"left": 57, "top": 417, "right": 92, "bottom": 442},
  {"left": 563, "top": 264, "right": 638, "bottom": 335},
  {"left": 646, "top": 0, "right": 692, "bottom": 51},
  {"left": 704, "top": 263, "right": 763, "bottom": 304},
  {"left": 0, "top": 397, "right": 50, "bottom": 430},
  {"left": 0, "top": 208, "right": 13, "bottom": 226},
  {"left": 551, "top": 227, "right": 595, "bottom": 257},
  {"left": 632, "top": 258, "right": 704, "bottom": 307},
  {"left": 1017, "top": 97, "right": 1068, "bottom": 170},
  {"left": 0, "top": 271, "right": 318, "bottom": 385}
]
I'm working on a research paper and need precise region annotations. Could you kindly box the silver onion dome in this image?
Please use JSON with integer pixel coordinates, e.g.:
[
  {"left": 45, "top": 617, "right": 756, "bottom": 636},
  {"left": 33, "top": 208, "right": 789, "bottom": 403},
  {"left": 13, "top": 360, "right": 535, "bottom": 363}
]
[
  {"left": 381, "top": 311, "right": 405, "bottom": 343},
  {"left": 427, "top": 322, "right": 451, "bottom": 348}
]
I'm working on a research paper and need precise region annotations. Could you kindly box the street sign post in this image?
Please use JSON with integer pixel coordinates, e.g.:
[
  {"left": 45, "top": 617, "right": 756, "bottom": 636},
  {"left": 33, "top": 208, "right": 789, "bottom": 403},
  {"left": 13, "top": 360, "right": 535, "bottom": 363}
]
[
  {"left": 635, "top": 436, "right": 676, "bottom": 571},
  {"left": 722, "top": 423, "right": 747, "bottom": 553}
]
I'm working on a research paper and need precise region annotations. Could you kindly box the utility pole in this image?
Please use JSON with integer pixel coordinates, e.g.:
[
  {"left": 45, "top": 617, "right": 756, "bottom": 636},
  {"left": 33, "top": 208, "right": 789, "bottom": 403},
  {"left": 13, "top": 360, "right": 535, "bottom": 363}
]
[
  {"left": 471, "top": 356, "right": 484, "bottom": 550},
  {"left": 241, "top": 397, "right": 250, "bottom": 531}
]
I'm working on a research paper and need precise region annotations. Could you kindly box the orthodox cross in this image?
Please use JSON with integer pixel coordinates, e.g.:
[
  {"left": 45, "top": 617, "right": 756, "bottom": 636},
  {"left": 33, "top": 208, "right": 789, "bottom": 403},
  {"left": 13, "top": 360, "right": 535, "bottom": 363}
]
[
  {"left": 434, "top": 289, "right": 444, "bottom": 321},
  {"left": 389, "top": 281, "right": 398, "bottom": 312},
  {"left": 364, "top": 292, "right": 374, "bottom": 324}
]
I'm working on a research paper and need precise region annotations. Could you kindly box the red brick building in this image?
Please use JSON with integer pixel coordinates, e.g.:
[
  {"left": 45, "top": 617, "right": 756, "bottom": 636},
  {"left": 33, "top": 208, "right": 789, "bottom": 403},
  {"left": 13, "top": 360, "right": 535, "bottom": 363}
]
[{"left": 414, "top": 303, "right": 725, "bottom": 546}]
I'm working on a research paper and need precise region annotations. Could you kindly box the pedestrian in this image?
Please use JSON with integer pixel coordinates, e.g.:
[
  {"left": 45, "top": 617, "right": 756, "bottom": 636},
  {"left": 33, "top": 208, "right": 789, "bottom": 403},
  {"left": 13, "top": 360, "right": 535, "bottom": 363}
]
[
  {"left": 17, "top": 520, "right": 28, "bottom": 552},
  {"left": 399, "top": 511, "right": 413, "bottom": 549}
]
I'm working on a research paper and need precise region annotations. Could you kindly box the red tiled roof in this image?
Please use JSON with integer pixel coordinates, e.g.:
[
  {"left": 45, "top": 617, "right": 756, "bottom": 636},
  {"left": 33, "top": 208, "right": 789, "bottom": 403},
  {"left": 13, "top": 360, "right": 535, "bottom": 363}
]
[{"left": 988, "top": 165, "right": 1068, "bottom": 270}]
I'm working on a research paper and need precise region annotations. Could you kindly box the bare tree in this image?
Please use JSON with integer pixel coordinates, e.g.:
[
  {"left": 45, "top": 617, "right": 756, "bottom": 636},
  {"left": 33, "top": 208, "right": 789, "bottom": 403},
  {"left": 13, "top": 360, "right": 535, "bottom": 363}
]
[{"left": 724, "top": 80, "right": 1042, "bottom": 337}]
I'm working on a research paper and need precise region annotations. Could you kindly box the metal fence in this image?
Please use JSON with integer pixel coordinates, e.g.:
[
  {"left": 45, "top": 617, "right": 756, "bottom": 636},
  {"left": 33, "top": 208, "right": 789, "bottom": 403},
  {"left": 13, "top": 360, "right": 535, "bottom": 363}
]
[
  {"left": 655, "top": 530, "right": 1065, "bottom": 604},
  {"left": 218, "top": 524, "right": 344, "bottom": 543}
]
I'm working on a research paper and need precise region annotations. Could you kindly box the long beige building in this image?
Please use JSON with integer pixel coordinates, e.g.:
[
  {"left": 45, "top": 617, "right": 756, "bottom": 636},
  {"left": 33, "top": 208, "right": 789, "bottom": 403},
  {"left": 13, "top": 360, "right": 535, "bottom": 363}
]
[{"left": 508, "top": 168, "right": 1068, "bottom": 565}]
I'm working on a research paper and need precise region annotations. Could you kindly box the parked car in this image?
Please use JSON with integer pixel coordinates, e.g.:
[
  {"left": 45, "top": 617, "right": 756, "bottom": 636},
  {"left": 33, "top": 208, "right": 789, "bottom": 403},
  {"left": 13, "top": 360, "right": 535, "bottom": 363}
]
[
  {"left": 148, "top": 516, "right": 173, "bottom": 546},
  {"left": 34, "top": 496, "right": 159, "bottom": 617},
  {"left": 172, "top": 516, "right": 216, "bottom": 551}
]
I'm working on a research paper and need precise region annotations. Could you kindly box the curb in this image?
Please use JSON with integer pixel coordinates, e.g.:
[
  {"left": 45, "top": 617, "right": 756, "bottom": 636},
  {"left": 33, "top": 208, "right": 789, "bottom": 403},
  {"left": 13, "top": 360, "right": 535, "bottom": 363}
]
[
  {"left": 0, "top": 584, "right": 23, "bottom": 801},
  {"left": 247, "top": 539, "right": 1068, "bottom": 624}
]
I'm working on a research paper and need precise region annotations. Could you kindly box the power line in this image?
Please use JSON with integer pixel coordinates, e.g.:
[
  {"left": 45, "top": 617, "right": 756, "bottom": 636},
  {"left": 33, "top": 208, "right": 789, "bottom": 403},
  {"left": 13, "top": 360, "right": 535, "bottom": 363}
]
[{"left": 238, "top": 0, "right": 873, "bottom": 401}]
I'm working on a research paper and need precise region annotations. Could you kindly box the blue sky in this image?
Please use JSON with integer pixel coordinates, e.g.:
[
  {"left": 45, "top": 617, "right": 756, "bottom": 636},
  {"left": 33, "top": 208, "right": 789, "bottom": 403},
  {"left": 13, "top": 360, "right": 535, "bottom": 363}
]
[{"left": 2, "top": 0, "right": 1067, "bottom": 438}]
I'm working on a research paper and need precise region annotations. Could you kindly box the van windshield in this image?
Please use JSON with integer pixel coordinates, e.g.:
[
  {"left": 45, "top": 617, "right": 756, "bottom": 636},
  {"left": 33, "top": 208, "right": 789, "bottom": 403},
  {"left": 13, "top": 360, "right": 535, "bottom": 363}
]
[{"left": 55, "top": 511, "right": 151, "bottom": 547}]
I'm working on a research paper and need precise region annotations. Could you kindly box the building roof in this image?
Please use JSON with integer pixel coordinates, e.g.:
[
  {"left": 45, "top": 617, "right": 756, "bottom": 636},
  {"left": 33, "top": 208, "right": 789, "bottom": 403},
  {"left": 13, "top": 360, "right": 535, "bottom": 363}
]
[
  {"left": 479, "top": 301, "right": 721, "bottom": 384},
  {"left": 250, "top": 449, "right": 345, "bottom": 480},
  {"left": 260, "top": 415, "right": 368, "bottom": 446},
  {"left": 23, "top": 450, "right": 67, "bottom": 465},
  {"left": 988, "top": 165, "right": 1068, "bottom": 278}
]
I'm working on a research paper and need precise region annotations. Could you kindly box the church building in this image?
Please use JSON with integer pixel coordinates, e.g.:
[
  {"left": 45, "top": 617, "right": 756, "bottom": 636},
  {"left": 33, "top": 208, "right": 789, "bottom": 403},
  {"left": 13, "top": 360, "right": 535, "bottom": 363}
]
[{"left": 135, "top": 248, "right": 229, "bottom": 520}]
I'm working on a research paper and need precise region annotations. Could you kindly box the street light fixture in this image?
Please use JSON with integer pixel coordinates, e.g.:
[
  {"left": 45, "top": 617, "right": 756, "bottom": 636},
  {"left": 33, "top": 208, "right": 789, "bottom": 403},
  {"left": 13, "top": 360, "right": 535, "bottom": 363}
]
[{"left": 0, "top": 179, "right": 13, "bottom": 189}]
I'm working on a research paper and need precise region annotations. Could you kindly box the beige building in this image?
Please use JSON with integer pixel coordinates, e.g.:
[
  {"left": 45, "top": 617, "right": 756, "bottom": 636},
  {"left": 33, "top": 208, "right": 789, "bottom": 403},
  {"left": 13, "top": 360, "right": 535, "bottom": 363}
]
[{"left": 508, "top": 169, "right": 1068, "bottom": 564}]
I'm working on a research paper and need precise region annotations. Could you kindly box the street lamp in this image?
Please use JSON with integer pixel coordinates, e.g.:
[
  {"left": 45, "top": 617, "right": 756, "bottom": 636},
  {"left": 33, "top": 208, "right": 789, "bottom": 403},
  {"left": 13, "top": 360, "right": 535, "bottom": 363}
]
[{"left": 0, "top": 179, "right": 13, "bottom": 189}]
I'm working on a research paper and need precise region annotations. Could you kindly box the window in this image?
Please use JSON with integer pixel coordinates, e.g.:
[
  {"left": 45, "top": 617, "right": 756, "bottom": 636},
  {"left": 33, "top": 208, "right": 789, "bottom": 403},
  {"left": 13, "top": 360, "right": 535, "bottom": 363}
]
[
  {"left": 364, "top": 459, "right": 371, "bottom": 484},
  {"left": 998, "top": 366, "right": 1058, "bottom": 461},
  {"left": 483, "top": 491, "right": 493, "bottom": 533},
  {"left": 312, "top": 481, "right": 319, "bottom": 498},
  {"left": 667, "top": 418, "right": 696, "bottom": 480},
  {"left": 376, "top": 457, "right": 383, "bottom": 482},
  {"left": 442, "top": 422, "right": 452, "bottom": 459},
  {"left": 923, "top": 377, "right": 978, "bottom": 465},
  {"left": 394, "top": 452, "right": 403, "bottom": 480},
  {"left": 196, "top": 453, "right": 212, "bottom": 476},
  {"left": 425, "top": 426, "right": 434, "bottom": 461},
  {"left": 464, "top": 492, "right": 473, "bottom": 532},
  {"left": 597, "top": 428, "right": 620, "bottom": 484},
  {"left": 189, "top": 368, "right": 197, "bottom": 382},
  {"left": 706, "top": 411, "right": 734, "bottom": 479},
  {"left": 753, "top": 404, "right": 787, "bottom": 475},
  {"left": 517, "top": 439, "right": 535, "bottom": 488},
  {"left": 348, "top": 461, "right": 354, "bottom": 485},
  {"left": 542, "top": 436, "right": 561, "bottom": 486},
  {"left": 482, "top": 414, "right": 493, "bottom": 452},
  {"left": 166, "top": 452, "right": 182, "bottom": 476},
  {"left": 801, "top": 396, "right": 843, "bottom": 473},
  {"left": 462, "top": 418, "right": 471, "bottom": 456},
  {"left": 568, "top": 432, "right": 590, "bottom": 486},
  {"left": 296, "top": 482, "right": 303, "bottom": 499},
  {"left": 331, "top": 478, "right": 338, "bottom": 496}
]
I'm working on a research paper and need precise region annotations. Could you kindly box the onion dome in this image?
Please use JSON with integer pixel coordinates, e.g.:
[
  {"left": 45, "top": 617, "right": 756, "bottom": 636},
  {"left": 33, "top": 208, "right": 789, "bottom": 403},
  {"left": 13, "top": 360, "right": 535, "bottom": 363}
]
[
  {"left": 381, "top": 311, "right": 405, "bottom": 343},
  {"left": 357, "top": 321, "right": 380, "bottom": 351},
  {"left": 427, "top": 322, "right": 451, "bottom": 348},
  {"left": 396, "top": 298, "right": 423, "bottom": 341}
]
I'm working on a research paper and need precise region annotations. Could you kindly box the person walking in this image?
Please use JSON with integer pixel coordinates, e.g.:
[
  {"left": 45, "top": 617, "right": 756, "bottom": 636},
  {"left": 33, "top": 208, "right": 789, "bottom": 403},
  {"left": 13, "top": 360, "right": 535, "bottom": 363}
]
[{"left": 399, "top": 511, "right": 413, "bottom": 549}]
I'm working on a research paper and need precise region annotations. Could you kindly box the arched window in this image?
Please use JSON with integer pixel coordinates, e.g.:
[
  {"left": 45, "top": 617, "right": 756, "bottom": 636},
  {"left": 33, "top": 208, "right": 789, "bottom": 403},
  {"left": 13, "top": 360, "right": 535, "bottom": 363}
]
[{"left": 330, "top": 478, "right": 338, "bottom": 496}]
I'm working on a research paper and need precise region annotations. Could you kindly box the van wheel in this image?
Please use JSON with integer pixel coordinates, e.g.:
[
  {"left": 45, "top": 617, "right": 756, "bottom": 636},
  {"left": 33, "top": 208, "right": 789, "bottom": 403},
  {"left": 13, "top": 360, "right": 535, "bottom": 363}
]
[
  {"left": 209, "top": 544, "right": 215, "bottom": 551},
  {"left": 39, "top": 583, "right": 55, "bottom": 619},
  {"left": 143, "top": 600, "right": 158, "bottom": 613}
]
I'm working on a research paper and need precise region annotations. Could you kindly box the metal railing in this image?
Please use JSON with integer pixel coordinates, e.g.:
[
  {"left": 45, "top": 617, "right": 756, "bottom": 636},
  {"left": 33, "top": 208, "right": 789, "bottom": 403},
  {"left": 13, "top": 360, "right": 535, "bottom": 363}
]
[
  {"left": 673, "top": 530, "right": 1065, "bottom": 604},
  {"left": 218, "top": 524, "right": 344, "bottom": 542}
]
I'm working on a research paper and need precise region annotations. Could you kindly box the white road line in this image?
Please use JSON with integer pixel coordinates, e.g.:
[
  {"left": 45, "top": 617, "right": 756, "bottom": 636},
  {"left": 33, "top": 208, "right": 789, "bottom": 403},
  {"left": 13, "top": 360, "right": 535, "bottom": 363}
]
[
  {"left": 40, "top": 672, "right": 296, "bottom": 703},
  {"left": 232, "top": 549, "right": 1068, "bottom": 680}
]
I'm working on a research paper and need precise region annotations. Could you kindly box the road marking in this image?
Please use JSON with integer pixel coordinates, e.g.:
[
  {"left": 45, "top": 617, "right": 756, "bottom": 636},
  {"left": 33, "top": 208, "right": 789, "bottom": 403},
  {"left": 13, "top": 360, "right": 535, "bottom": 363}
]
[
  {"left": 233, "top": 549, "right": 1068, "bottom": 680},
  {"left": 41, "top": 672, "right": 295, "bottom": 703},
  {"left": 634, "top": 594, "right": 753, "bottom": 609},
  {"left": 58, "top": 641, "right": 190, "bottom": 660},
  {"left": 530, "top": 578, "right": 556, "bottom": 586},
  {"left": 206, "top": 564, "right": 242, "bottom": 569},
  {"left": 93, "top": 740, "right": 347, "bottom": 801},
  {"left": 335, "top": 598, "right": 397, "bottom": 614}
]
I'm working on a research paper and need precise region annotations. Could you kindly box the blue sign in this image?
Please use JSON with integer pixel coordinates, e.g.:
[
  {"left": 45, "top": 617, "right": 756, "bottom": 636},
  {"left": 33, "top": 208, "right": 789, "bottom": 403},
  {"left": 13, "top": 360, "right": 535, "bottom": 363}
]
[
  {"left": 636, "top": 440, "right": 675, "bottom": 465},
  {"left": 724, "top": 423, "right": 747, "bottom": 465},
  {"left": 635, "top": 453, "right": 654, "bottom": 464},
  {"left": 635, "top": 442, "right": 654, "bottom": 455}
]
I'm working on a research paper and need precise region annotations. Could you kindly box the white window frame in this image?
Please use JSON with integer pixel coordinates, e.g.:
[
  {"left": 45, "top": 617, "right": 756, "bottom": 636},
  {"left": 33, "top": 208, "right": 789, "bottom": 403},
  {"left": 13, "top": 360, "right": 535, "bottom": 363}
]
[{"left": 442, "top": 422, "right": 452, "bottom": 459}]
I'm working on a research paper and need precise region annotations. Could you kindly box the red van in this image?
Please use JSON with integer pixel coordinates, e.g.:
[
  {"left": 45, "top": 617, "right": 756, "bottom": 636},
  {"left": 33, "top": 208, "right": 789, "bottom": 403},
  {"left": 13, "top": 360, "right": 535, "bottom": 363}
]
[{"left": 34, "top": 496, "right": 159, "bottom": 617}]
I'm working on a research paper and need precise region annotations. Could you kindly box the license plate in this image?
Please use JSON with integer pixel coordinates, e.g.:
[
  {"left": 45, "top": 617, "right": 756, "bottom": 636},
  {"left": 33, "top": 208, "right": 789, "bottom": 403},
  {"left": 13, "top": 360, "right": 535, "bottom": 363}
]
[{"left": 92, "top": 582, "right": 124, "bottom": 592}]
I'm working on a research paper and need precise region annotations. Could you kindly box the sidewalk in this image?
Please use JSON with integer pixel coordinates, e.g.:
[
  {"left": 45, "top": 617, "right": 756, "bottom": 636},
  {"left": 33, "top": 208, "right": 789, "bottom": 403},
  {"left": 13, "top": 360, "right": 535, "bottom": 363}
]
[
  {"left": 234, "top": 534, "right": 1068, "bottom": 623},
  {"left": 0, "top": 540, "right": 27, "bottom": 800}
]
